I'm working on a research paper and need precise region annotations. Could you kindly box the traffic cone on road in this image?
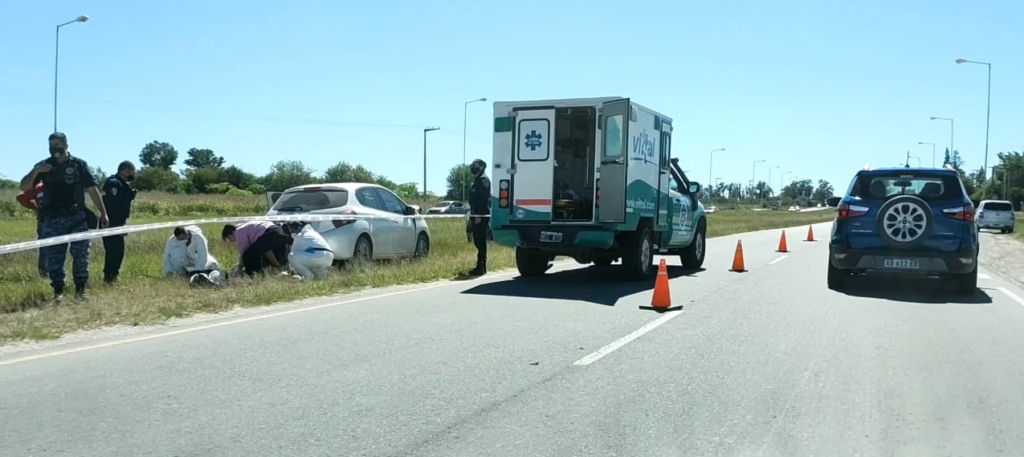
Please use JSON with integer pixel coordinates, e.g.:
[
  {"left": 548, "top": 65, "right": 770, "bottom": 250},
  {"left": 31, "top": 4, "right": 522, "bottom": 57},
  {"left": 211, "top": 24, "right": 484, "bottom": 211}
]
[
  {"left": 640, "top": 259, "right": 682, "bottom": 312},
  {"left": 805, "top": 225, "right": 816, "bottom": 242},
  {"left": 777, "top": 230, "right": 789, "bottom": 253},
  {"left": 729, "top": 240, "right": 747, "bottom": 272}
]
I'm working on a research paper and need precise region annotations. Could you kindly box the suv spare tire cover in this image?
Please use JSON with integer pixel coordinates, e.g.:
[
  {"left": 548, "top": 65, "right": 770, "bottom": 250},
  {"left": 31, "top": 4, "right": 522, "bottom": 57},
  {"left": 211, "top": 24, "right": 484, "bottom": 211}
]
[{"left": 875, "top": 195, "right": 934, "bottom": 250}]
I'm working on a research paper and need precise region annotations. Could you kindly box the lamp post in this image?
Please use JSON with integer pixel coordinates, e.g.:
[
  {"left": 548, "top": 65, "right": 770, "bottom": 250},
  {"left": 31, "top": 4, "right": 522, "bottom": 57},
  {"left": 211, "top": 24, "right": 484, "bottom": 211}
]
[
  {"left": 956, "top": 58, "right": 992, "bottom": 180},
  {"left": 918, "top": 142, "right": 936, "bottom": 168},
  {"left": 423, "top": 127, "right": 440, "bottom": 199},
  {"left": 462, "top": 97, "right": 487, "bottom": 202},
  {"left": 708, "top": 148, "right": 725, "bottom": 190},
  {"left": 930, "top": 117, "right": 954, "bottom": 165},
  {"left": 54, "top": 15, "right": 89, "bottom": 132}
]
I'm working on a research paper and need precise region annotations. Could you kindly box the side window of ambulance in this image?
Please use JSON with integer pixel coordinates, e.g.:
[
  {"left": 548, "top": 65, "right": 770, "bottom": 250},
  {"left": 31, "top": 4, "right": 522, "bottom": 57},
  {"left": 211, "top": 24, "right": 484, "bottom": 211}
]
[{"left": 604, "top": 114, "right": 624, "bottom": 158}]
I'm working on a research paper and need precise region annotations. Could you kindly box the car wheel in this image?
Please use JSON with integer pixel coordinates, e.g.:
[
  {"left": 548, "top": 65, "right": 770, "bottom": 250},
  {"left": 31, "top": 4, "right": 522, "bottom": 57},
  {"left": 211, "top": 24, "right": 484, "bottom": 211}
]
[
  {"left": 622, "top": 223, "right": 655, "bottom": 282},
  {"left": 681, "top": 218, "right": 707, "bottom": 269},
  {"left": 413, "top": 233, "right": 430, "bottom": 259},
  {"left": 827, "top": 257, "right": 847, "bottom": 290},
  {"left": 1009, "top": 227, "right": 1015, "bottom": 234},
  {"left": 876, "top": 195, "right": 934, "bottom": 250},
  {"left": 352, "top": 235, "right": 373, "bottom": 264},
  {"left": 516, "top": 247, "right": 550, "bottom": 277},
  {"left": 954, "top": 265, "right": 978, "bottom": 295}
]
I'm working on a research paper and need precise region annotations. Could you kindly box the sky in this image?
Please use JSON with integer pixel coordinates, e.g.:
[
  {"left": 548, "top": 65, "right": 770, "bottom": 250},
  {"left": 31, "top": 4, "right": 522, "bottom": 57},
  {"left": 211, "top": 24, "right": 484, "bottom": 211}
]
[{"left": 2, "top": 0, "right": 1022, "bottom": 196}]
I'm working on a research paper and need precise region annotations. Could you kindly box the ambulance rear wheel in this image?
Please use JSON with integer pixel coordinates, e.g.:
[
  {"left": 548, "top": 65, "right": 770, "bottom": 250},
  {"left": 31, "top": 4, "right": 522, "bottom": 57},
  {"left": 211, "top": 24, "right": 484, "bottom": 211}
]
[
  {"left": 516, "top": 247, "right": 550, "bottom": 277},
  {"left": 622, "top": 224, "right": 655, "bottom": 282}
]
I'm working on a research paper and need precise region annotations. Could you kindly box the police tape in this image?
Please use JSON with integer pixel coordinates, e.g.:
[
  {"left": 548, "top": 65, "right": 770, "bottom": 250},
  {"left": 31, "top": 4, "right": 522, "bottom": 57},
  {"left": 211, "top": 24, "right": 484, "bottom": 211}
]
[{"left": 0, "top": 213, "right": 493, "bottom": 256}]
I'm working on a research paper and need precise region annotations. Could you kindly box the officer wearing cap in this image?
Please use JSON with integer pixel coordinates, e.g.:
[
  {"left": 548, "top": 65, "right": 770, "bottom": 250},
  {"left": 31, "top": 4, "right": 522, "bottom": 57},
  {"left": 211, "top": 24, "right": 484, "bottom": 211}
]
[
  {"left": 101, "top": 160, "right": 138, "bottom": 285},
  {"left": 468, "top": 158, "right": 490, "bottom": 276},
  {"left": 20, "top": 132, "right": 109, "bottom": 301}
]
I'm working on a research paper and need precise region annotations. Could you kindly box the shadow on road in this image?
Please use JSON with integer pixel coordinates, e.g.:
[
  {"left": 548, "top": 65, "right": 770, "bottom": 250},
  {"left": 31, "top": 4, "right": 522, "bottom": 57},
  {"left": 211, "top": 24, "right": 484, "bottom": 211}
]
[
  {"left": 460, "top": 265, "right": 704, "bottom": 306},
  {"left": 836, "top": 276, "right": 994, "bottom": 304}
]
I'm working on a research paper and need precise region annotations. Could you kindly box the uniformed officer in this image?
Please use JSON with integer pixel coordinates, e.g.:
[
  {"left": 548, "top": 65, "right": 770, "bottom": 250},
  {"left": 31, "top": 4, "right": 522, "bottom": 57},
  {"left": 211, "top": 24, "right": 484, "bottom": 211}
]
[
  {"left": 20, "top": 132, "right": 110, "bottom": 301},
  {"left": 101, "top": 161, "right": 138, "bottom": 285},
  {"left": 468, "top": 158, "right": 491, "bottom": 276}
]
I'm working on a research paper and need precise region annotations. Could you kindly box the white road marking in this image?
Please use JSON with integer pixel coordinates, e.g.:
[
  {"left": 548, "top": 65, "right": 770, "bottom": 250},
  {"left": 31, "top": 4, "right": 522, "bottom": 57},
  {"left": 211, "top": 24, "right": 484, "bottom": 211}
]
[
  {"left": 997, "top": 287, "right": 1024, "bottom": 307},
  {"left": 573, "top": 311, "right": 684, "bottom": 366},
  {"left": 769, "top": 256, "right": 788, "bottom": 265},
  {"left": 978, "top": 273, "right": 992, "bottom": 280}
]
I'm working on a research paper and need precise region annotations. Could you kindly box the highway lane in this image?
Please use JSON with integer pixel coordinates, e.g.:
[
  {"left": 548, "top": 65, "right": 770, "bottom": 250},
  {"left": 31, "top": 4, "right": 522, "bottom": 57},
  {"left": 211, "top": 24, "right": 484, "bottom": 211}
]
[{"left": 3, "top": 220, "right": 1024, "bottom": 456}]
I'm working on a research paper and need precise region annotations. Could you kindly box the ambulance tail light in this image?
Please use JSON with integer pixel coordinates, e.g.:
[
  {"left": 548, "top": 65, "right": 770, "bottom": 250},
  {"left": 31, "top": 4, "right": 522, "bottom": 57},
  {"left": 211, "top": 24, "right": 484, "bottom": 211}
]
[{"left": 499, "top": 180, "right": 510, "bottom": 209}]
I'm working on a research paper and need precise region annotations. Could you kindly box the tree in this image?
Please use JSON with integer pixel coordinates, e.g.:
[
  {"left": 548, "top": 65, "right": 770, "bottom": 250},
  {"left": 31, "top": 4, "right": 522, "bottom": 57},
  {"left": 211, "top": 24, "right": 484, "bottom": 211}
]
[
  {"left": 86, "top": 165, "right": 107, "bottom": 185},
  {"left": 781, "top": 179, "right": 814, "bottom": 200},
  {"left": 183, "top": 148, "right": 224, "bottom": 169},
  {"left": 134, "top": 167, "right": 181, "bottom": 193},
  {"left": 0, "top": 175, "right": 18, "bottom": 189},
  {"left": 393, "top": 182, "right": 420, "bottom": 202},
  {"left": 445, "top": 164, "right": 474, "bottom": 201},
  {"left": 221, "top": 165, "right": 256, "bottom": 190},
  {"left": 139, "top": 141, "right": 178, "bottom": 169},
  {"left": 262, "top": 160, "right": 316, "bottom": 191},
  {"left": 323, "top": 162, "right": 376, "bottom": 184},
  {"left": 184, "top": 167, "right": 224, "bottom": 193},
  {"left": 812, "top": 179, "right": 834, "bottom": 203}
]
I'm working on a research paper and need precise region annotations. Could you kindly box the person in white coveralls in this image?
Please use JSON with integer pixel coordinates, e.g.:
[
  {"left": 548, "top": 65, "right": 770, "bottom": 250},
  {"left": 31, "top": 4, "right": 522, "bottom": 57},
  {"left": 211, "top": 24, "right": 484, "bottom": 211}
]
[
  {"left": 284, "top": 222, "right": 334, "bottom": 280},
  {"left": 163, "top": 225, "right": 221, "bottom": 278}
]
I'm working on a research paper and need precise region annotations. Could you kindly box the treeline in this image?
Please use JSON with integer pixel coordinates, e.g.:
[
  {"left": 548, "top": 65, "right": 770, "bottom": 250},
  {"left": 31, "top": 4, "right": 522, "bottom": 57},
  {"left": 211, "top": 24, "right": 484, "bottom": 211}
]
[{"left": 703, "top": 179, "right": 835, "bottom": 208}]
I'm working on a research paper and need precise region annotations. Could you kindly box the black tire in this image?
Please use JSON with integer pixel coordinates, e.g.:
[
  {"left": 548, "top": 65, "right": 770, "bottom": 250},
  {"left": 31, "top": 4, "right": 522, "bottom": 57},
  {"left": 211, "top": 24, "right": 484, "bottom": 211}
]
[
  {"left": 515, "top": 247, "right": 550, "bottom": 277},
  {"left": 622, "top": 224, "right": 655, "bottom": 282},
  {"left": 592, "top": 257, "right": 614, "bottom": 267},
  {"left": 1000, "top": 229, "right": 1007, "bottom": 234},
  {"left": 876, "top": 195, "right": 934, "bottom": 250},
  {"left": 413, "top": 232, "right": 430, "bottom": 259},
  {"left": 352, "top": 235, "right": 373, "bottom": 264},
  {"left": 954, "top": 265, "right": 978, "bottom": 295},
  {"left": 681, "top": 218, "right": 707, "bottom": 269},
  {"left": 827, "top": 258, "right": 847, "bottom": 290},
  {"left": 1009, "top": 227, "right": 1015, "bottom": 234}
]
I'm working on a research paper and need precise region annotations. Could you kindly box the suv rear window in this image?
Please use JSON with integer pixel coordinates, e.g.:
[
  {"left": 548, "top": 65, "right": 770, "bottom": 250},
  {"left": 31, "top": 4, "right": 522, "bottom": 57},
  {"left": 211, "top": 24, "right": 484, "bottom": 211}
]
[
  {"left": 850, "top": 172, "right": 964, "bottom": 202},
  {"left": 271, "top": 189, "right": 349, "bottom": 212},
  {"left": 982, "top": 202, "right": 1013, "bottom": 211}
]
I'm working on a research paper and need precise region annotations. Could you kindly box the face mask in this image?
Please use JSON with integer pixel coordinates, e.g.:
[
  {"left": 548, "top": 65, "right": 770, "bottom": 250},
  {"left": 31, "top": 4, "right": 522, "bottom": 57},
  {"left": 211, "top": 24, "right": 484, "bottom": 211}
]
[
  {"left": 471, "top": 166, "right": 481, "bottom": 175},
  {"left": 126, "top": 174, "right": 135, "bottom": 182},
  {"left": 49, "top": 147, "right": 65, "bottom": 157}
]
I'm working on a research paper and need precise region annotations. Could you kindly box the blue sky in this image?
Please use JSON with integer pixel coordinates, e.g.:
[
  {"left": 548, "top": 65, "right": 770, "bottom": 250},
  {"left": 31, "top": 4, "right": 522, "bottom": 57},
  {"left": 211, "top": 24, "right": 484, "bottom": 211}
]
[{"left": 2, "top": 0, "right": 1021, "bottom": 195}]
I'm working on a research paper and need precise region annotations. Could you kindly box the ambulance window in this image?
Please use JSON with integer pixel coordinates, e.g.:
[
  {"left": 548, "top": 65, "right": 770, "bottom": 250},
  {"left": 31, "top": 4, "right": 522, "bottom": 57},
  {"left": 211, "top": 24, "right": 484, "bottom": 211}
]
[
  {"left": 660, "top": 132, "right": 671, "bottom": 170},
  {"left": 517, "top": 119, "right": 550, "bottom": 161},
  {"left": 604, "top": 115, "right": 624, "bottom": 158}
]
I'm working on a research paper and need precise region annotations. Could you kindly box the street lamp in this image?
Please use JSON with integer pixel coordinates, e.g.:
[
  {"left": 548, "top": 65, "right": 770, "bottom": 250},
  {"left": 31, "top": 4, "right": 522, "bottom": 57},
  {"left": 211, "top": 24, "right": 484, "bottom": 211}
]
[
  {"left": 708, "top": 148, "right": 725, "bottom": 190},
  {"left": 423, "top": 127, "right": 440, "bottom": 199},
  {"left": 930, "top": 117, "right": 954, "bottom": 165},
  {"left": 54, "top": 15, "right": 89, "bottom": 132},
  {"left": 462, "top": 97, "right": 487, "bottom": 202},
  {"left": 956, "top": 58, "right": 992, "bottom": 180},
  {"left": 918, "top": 142, "right": 936, "bottom": 167}
]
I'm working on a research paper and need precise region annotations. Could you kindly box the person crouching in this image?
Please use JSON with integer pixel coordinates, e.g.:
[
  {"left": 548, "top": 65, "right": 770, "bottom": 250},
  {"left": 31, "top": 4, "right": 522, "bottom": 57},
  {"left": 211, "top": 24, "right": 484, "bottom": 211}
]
[
  {"left": 222, "top": 221, "right": 290, "bottom": 277},
  {"left": 164, "top": 225, "right": 220, "bottom": 278},
  {"left": 284, "top": 222, "right": 334, "bottom": 280}
]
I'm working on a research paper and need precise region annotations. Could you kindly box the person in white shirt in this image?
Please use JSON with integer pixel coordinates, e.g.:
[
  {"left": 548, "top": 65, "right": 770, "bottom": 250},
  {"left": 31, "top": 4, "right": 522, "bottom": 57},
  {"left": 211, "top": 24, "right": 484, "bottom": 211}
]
[
  {"left": 284, "top": 222, "right": 334, "bottom": 280},
  {"left": 163, "top": 225, "right": 220, "bottom": 277}
]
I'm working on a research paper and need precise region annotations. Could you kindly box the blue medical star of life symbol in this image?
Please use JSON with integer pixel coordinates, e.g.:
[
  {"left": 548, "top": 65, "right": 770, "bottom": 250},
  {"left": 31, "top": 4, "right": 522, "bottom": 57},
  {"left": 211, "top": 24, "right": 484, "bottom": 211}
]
[{"left": 524, "top": 130, "right": 543, "bottom": 151}]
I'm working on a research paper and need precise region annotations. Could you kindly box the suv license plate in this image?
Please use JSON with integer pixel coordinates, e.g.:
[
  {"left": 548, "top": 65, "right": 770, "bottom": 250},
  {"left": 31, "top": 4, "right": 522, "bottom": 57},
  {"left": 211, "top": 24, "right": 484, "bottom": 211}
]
[
  {"left": 884, "top": 258, "right": 920, "bottom": 269},
  {"left": 540, "top": 231, "right": 563, "bottom": 243}
]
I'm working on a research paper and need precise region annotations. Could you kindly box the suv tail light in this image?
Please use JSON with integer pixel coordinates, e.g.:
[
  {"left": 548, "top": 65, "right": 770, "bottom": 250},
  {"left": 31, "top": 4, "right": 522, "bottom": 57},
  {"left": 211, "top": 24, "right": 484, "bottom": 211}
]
[
  {"left": 332, "top": 208, "right": 359, "bottom": 228},
  {"left": 498, "top": 180, "right": 510, "bottom": 209},
  {"left": 943, "top": 205, "right": 975, "bottom": 221},
  {"left": 837, "top": 201, "right": 869, "bottom": 218}
]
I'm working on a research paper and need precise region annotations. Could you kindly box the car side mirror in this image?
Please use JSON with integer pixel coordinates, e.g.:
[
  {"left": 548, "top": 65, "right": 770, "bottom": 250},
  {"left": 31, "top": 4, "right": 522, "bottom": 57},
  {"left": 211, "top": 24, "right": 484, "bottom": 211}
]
[
  {"left": 688, "top": 182, "right": 702, "bottom": 194},
  {"left": 826, "top": 196, "right": 841, "bottom": 207},
  {"left": 403, "top": 206, "right": 416, "bottom": 215}
]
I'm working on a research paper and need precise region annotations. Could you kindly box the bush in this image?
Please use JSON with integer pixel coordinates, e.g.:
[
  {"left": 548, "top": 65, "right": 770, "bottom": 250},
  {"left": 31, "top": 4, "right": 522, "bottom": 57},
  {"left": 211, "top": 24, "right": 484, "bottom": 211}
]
[
  {"left": 225, "top": 187, "right": 254, "bottom": 197},
  {"left": 247, "top": 183, "right": 267, "bottom": 194},
  {"left": 135, "top": 167, "right": 182, "bottom": 193},
  {"left": 206, "top": 182, "right": 236, "bottom": 194}
]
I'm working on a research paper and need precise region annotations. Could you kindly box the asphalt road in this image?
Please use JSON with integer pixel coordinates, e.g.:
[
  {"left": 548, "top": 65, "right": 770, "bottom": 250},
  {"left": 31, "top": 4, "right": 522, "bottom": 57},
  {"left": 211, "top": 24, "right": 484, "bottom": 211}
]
[{"left": 3, "top": 222, "right": 1024, "bottom": 456}]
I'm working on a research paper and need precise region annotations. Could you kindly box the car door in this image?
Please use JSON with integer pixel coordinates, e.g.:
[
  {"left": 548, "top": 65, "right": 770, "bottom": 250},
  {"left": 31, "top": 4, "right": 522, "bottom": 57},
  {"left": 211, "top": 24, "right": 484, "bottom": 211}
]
[
  {"left": 353, "top": 186, "right": 394, "bottom": 256},
  {"left": 374, "top": 188, "right": 417, "bottom": 255}
]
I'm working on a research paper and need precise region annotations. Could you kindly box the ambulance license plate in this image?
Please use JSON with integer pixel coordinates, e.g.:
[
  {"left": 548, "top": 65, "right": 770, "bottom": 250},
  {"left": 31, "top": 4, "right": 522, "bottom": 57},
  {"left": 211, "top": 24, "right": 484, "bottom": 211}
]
[{"left": 540, "top": 231, "right": 563, "bottom": 243}]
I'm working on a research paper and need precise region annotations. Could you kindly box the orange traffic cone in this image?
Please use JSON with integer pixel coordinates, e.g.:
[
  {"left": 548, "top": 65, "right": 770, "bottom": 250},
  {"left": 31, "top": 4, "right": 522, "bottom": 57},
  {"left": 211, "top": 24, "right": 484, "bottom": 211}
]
[
  {"left": 804, "top": 225, "right": 816, "bottom": 242},
  {"left": 730, "top": 240, "right": 747, "bottom": 272},
  {"left": 640, "top": 259, "right": 682, "bottom": 312},
  {"left": 777, "top": 230, "right": 789, "bottom": 253}
]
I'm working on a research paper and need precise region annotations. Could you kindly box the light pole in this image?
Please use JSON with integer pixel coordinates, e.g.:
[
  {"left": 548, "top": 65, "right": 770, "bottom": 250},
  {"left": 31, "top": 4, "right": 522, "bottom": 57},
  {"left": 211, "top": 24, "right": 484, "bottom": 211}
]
[
  {"left": 54, "top": 15, "right": 89, "bottom": 132},
  {"left": 423, "top": 127, "right": 440, "bottom": 199},
  {"left": 708, "top": 148, "right": 725, "bottom": 189},
  {"left": 930, "top": 117, "right": 953, "bottom": 165},
  {"left": 956, "top": 58, "right": 992, "bottom": 180},
  {"left": 462, "top": 97, "right": 487, "bottom": 202},
  {"left": 752, "top": 159, "right": 765, "bottom": 201},
  {"left": 918, "top": 142, "right": 936, "bottom": 167}
]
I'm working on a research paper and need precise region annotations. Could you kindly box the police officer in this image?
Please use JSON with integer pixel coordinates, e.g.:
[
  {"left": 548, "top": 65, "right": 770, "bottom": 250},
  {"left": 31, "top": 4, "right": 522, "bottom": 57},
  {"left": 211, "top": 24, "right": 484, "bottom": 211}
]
[
  {"left": 468, "top": 158, "right": 490, "bottom": 276},
  {"left": 101, "top": 160, "right": 138, "bottom": 285},
  {"left": 20, "top": 132, "right": 109, "bottom": 301}
]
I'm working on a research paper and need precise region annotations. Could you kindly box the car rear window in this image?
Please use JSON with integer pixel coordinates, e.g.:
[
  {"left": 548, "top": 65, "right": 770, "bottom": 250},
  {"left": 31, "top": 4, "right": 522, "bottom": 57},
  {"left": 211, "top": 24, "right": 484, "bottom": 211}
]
[
  {"left": 982, "top": 202, "right": 1013, "bottom": 211},
  {"left": 271, "top": 189, "right": 348, "bottom": 212},
  {"left": 850, "top": 172, "right": 963, "bottom": 202}
]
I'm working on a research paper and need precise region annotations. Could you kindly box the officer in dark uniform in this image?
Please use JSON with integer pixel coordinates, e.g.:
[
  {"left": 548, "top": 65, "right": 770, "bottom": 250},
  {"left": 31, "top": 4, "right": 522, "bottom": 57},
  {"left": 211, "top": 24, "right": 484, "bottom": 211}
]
[
  {"left": 20, "top": 132, "right": 109, "bottom": 301},
  {"left": 468, "top": 158, "right": 491, "bottom": 276},
  {"left": 101, "top": 160, "right": 138, "bottom": 285}
]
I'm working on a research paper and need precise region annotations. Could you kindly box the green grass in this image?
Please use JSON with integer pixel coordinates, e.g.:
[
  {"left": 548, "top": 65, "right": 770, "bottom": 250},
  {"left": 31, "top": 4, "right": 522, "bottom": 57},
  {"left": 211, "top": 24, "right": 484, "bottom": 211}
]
[{"left": 0, "top": 193, "right": 837, "bottom": 344}]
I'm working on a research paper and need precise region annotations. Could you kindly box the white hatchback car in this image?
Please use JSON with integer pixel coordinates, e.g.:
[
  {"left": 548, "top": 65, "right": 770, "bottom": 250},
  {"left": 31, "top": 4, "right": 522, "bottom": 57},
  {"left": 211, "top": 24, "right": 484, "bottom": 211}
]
[
  {"left": 976, "top": 200, "right": 1016, "bottom": 234},
  {"left": 266, "top": 183, "right": 431, "bottom": 262}
]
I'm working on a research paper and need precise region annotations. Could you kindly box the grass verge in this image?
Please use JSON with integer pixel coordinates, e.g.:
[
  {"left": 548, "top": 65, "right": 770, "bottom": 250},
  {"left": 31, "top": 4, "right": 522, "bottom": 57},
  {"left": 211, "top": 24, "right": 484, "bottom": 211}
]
[{"left": 0, "top": 207, "right": 836, "bottom": 344}]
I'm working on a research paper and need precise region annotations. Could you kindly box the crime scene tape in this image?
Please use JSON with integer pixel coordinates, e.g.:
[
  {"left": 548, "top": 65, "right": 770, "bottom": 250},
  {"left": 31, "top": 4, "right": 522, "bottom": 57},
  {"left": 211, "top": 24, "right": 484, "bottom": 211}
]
[{"left": 0, "top": 213, "right": 493, "bottom": 256}]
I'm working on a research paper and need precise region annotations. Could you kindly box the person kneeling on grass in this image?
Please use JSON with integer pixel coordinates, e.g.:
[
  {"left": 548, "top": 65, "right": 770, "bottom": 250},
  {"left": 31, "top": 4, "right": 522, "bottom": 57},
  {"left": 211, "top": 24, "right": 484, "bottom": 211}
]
[
  {"left": 222, "top": 221, "right": 290, "bottom": 277},
  {"left": 164, "top": 225, "right": 221, "bottom": 279},
  {"left": 283, "top": 221, "right": 334, "bottom": 280}
]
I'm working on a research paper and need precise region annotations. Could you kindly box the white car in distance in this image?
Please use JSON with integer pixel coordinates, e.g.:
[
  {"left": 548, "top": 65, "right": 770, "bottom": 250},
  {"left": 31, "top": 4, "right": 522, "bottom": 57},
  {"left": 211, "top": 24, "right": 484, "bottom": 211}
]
[{"left": 266, "top": 183, "right": 431, "bottom": 263}]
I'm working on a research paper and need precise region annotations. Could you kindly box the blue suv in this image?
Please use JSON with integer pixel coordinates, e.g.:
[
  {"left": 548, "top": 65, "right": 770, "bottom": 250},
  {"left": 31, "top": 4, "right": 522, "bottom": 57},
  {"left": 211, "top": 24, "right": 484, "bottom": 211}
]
[{"left": 825, "top": 166, "right": 979, "bottom": 293}]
